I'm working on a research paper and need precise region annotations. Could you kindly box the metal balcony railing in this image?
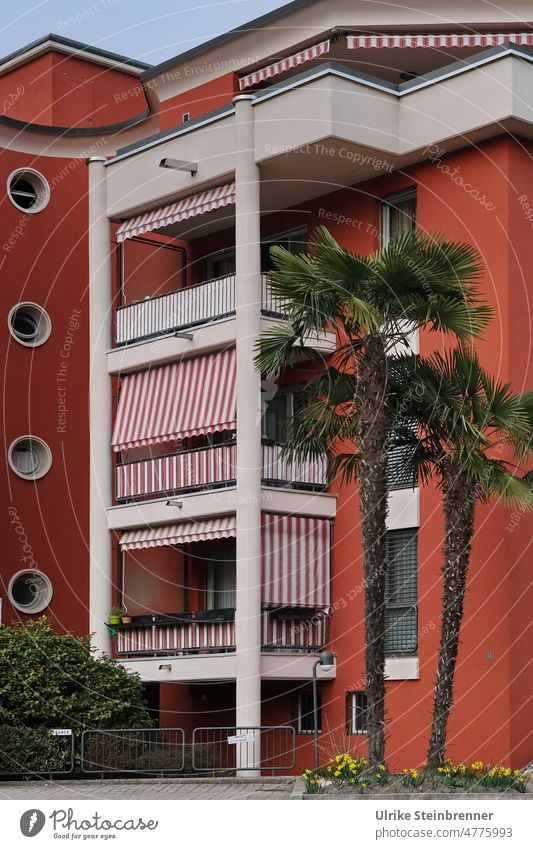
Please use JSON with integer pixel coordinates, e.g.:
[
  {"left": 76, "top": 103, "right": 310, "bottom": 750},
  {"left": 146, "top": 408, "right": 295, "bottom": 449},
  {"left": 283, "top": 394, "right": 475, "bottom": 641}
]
[
  {"left": 262, "top": 443, "right": 328, "bottom": 489},
  {"left": 115, "top": 609, "right": 329, "bottom": 656},
  {"left": 115, "top": 444, "right": 235, "bottom": 501},
  {"left": 115, "top": 442, "right": 327, "bottom": 501},
  {"left": 115, "top": 274, "right": 287, "bottom": 345},
  {"left": 116, "top": 610, "right": 236, "bottom": 655}
]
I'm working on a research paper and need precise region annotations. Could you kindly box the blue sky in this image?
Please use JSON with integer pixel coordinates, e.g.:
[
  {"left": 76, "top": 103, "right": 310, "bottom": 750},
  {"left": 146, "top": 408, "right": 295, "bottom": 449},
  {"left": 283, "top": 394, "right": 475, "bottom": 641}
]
[{"left": 0, "top": 0, "right": 287, "bottom": 67}]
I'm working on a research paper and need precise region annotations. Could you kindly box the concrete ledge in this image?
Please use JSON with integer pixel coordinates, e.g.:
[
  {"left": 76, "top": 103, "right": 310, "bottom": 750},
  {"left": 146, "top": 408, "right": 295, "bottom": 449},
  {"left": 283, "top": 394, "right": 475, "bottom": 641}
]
[{"left": 305, "top": 791, "right": 531, "bottom": 800}]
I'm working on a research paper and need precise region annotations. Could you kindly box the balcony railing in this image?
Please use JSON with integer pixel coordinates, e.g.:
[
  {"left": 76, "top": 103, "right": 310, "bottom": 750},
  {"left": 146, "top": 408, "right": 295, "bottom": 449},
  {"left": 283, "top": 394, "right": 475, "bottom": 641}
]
[
  {"left": 115, "top": 444, "right": 235, "bottom": 501},
  {"left": 262, "top": 443, "right": 327, "bottom": 489},
  {"left": 115, "top": 609, "right": 328, "bottom": 656},
  {"left": 115, "top": 443, "right": 327, "bottom": 501},
  {"left": 115, "top": 274, "right": 287, "bottom": 346},
  {"left": 116, "top": 610, "right": 236, "bottom": 656}
]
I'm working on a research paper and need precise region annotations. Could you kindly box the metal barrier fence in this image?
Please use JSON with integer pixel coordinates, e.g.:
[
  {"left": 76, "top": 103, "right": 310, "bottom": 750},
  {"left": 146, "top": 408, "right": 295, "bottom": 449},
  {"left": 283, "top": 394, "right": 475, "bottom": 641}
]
[
  {"left": 0, "top": 725, "right": 295, "bottom": 778},
  {"left": 0, "top": 726, "right": 74, "bottom": 777},
  {"left": 192, "top": 726, "right": 295, "bottom": 774},
  {"left": 81, "top": 728, "right": 185, "bottom": 775}
]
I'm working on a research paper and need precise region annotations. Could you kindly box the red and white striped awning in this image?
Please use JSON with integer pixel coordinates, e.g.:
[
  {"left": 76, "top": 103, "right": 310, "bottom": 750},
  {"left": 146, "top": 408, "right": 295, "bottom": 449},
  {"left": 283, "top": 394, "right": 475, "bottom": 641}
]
[
  {"left": 112, "top": 350, "right": 236, "bottom": 451},
  {"left": 116, "top": 184, "right": 235, "bottom": 243},
  {"left": 239, "top": 38, "right": 331, "bottom": 90},
  {"left": 347, "top": 32, "right": 533, "bottom": 49},
  {"left": 120, "top": 515, "right": 236, "bottom": 551},
  {"left": 262, "top": 515, "right": 331, "bottom": 607}
]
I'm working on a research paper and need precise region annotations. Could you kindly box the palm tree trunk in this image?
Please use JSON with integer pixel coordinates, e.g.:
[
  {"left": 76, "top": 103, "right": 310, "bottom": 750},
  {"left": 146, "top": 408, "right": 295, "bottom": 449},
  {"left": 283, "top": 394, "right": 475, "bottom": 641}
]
[
  {"left": 427, "top": 462, "right": 476, "bottom": 769},
  {"left": 357, "top": 335, "right": 390, "bottom": 768}
]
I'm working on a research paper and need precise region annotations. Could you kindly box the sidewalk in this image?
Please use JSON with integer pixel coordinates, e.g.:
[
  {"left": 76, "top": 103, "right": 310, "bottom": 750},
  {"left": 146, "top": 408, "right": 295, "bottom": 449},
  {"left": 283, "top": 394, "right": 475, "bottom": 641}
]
[{"left": 0, "top": 776, "right": 296, "bottom": 801}]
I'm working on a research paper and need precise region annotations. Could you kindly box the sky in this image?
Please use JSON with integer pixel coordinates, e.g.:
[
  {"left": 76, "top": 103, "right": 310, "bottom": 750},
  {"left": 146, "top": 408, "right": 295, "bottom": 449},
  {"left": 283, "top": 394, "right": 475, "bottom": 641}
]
[{"left": 0, "top": 0, "right": 288, "bottom": 67}]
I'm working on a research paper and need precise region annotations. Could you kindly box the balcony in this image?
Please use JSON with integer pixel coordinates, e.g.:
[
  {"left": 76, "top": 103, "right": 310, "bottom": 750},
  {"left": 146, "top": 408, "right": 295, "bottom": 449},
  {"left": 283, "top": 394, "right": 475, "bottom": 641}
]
[
  {"left": 116, "top": 609, "right": 236, "bottom": 656},
  {"left": 115, "top": 442, "right": 328, "bottom": 502},
  {"left": 115, "top": 608, "right": 328, "bottom": 657},
  {"left": 115, "top": 274, "right": 286, "bottom": 347}
]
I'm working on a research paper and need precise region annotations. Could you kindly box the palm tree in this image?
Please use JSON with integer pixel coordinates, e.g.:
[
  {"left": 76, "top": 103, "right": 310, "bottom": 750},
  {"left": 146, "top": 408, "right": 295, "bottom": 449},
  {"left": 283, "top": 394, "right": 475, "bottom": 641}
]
[
  {"left": 395, "top": 347, "right": 533, "bottom": 769},
  {"left": 255, "top": 226, "right": 491, "bottom": 767}
]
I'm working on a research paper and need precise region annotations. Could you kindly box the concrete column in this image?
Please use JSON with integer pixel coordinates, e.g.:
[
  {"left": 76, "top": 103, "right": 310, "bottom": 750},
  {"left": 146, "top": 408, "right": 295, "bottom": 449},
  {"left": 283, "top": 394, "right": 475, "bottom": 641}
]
[
  {"left": 234, "top": 94, "right": 262, "bottom": 771},
  {"left": 87, "top": 157, "right": 113, "bottom": 657}
]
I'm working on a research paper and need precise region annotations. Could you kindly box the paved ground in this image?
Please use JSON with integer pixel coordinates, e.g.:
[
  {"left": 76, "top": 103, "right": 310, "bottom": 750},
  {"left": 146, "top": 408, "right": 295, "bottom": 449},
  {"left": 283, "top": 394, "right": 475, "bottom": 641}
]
[{"left": 0, "top": 777, "right": 296, "bottom": 800}]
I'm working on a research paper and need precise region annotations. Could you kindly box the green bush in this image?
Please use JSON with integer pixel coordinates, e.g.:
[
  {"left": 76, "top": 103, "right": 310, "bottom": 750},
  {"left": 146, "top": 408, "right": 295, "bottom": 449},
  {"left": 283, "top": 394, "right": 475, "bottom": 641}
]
[
  {"left": 0, "top": 618, "right": 152, "bottom": 733},
  {"left": 0, "top": 726, "right": 72, "bottom": 775}
]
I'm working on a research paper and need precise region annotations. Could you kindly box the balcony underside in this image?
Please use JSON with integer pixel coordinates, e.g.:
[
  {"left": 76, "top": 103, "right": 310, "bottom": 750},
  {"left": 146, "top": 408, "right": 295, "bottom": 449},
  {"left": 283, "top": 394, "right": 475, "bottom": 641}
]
[
  {"left": 107, "top": 485, "right": 336, "bottom": 530},
  {"left": 106, "top": 52, "right": 533, "bottom": 226},
  {"left": 108, "top": 315, "right": 336, "bottom": 374},
  {"left": 119, "top": 652, "right": 338, "bottom": 683}
]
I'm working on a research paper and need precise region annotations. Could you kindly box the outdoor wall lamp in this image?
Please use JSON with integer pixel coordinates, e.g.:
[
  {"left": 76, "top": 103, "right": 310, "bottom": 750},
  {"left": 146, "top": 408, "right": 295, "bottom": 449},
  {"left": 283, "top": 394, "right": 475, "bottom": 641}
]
[
  {"left": 166, "top": 500, "right": 183, "bottom": 508},
  {"left": 158, "top": 663, "right": 172, "bottom": 671},
  {"left": 312, "top": 650, "right": 335, "bottom": 772},
  {"left": 159, "top": 158, "right": 198, "bottom": 175}
]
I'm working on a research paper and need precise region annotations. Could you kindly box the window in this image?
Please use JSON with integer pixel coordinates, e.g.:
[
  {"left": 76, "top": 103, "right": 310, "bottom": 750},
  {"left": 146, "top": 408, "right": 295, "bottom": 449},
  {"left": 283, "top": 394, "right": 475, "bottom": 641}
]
[
  {"left": 347, "top": 692, "right": 367, "bottom": 734},
  {"left": 7, "top": 168, "right": 50, "bottom": 213},
  {"left": 8, "top": 436, "right": 52, "bottom": 480},
  {"left": 206, "top": 559, "right": 236, "bottom": 609},
  {"left": 9, "top": 570, "right": 53, "bottom": 613},
  {"left": 261, "top": 227, "right": 307, "bottom": 271},
  {"left": 8, "top": 303, "right": 51, "bottom": 347},
  {"left": 262, "top": 388, "right": 304, "bottom": 444},
  {"left": 205, "top": 248, "right": 236, "bottom": 280},
  {"left": 385, "top": 529, "right": 418, "bottom": 653},
  {"left": 297, "top": 693, "right": 321, "bottom": 734},
  {"left": 388, "top": 419, "right": 418, "bottom": 491},
  {"left": 381, "top": 189, "right": 416, "bottom": 245}
]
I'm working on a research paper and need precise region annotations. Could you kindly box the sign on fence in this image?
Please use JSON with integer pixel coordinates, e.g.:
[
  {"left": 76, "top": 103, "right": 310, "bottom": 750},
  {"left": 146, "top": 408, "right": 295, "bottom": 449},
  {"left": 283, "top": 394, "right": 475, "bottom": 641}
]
[
  {"left": 227, "top": 733, "right": 255, "bottom": 745},
  {"left": 50, "top": 729, "right": 72, "bottom": 736}
]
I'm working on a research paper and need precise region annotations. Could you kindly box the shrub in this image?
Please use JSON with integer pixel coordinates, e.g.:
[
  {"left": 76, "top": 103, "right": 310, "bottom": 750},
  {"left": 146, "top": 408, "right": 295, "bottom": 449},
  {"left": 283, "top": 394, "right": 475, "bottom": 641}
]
[
  {"left": 0, "top": 618, "right": 152, "bottom": 733},
  {"left": 0, "top": 726, "right": 72, "bottom": 775}
]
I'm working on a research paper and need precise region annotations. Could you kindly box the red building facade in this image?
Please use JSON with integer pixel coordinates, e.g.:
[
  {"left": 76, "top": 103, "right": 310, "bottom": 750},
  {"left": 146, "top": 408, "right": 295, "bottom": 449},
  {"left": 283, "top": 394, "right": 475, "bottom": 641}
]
[{"left": 1, "top": 0, "right": 532, "bottom": 774}]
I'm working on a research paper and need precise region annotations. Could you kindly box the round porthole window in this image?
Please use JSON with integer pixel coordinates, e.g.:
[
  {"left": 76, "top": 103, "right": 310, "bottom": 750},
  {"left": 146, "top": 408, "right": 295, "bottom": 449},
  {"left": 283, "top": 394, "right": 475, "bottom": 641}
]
[
  {"left": 7, "top": 168, "right": 50, "bottom": 213},
  {"left": 8, "top": 570, "right": 53, "bottom": 614},
  {"left": 8, "top": 436, "right": 52, "bottom": 480},
  {"left": 8, "top": 303, "right": 51, "bottom": 347}
]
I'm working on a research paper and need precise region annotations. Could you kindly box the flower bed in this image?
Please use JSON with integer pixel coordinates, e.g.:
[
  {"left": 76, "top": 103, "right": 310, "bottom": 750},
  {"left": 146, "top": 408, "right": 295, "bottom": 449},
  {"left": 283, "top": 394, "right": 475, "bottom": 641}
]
[{"left": 302, "top": 756, "right": 529, "bottom": 796}]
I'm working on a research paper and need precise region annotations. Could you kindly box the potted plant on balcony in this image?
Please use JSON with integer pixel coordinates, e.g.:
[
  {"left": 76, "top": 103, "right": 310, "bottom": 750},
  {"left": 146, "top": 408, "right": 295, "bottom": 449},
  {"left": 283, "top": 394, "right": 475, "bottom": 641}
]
[
  {"left": 121, "top": 610, "right": 132, "bottom": 624},
  {"left": 108, "top": 607, "right": 125, "bottom": 625}
]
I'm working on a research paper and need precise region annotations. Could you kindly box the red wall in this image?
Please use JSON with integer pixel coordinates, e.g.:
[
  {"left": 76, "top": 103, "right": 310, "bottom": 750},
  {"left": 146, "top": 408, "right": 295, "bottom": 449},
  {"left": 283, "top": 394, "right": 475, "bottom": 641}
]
[
  {"left": 159, "top": 72, "right": 238, "bottom": 131},
  {"left": 123, "top": 549, "right": 185, "bottom": 615},
  {"left": 0, "top": 51, "right": 148, "bottom": 127},
  {"left": 0, "top": 148, "right": 91, "bottom": 635}
]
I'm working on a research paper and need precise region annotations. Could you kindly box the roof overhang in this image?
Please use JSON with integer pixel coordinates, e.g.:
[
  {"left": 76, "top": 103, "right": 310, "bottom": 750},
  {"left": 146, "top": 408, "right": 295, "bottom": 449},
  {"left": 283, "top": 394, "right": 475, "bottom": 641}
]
[{"left": 0, "top": 33, "right": 149, "bottom": 78}]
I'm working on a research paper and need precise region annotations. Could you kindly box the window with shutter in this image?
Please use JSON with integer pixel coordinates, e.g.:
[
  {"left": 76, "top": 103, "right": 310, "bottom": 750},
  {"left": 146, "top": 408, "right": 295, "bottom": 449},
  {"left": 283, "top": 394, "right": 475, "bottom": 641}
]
[{"left": 385, "top": 529, "right": 418, "bottom": 653}]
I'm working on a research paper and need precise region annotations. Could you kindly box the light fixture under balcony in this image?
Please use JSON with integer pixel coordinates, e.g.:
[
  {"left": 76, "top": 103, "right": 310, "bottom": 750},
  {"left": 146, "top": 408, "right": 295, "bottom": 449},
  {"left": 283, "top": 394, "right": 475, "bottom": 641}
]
[
  {"left": 159, "top": 157, "right": 198, "bottom": 175},
  {"left": 166, "top": 500, "right": 183, "bottom": 508},
  {"left": 158, "top": 663, "right": 172, "bottom": 671}
]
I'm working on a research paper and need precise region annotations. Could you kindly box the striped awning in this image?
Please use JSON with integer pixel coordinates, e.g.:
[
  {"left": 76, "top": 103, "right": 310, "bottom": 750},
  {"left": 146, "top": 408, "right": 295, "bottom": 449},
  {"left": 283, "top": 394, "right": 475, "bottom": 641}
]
[
  {"left": 347, "top": 32, "right": 533, "bottom": 49},
  {"left": 116, "top": 184, "right": 235, "bottom": 243},
  {"left": 239, "top": 38, "right": 331, "bottom": 90},
  {"left": 112, "top": 350, "right": 236, "bottom": 451},
  {"left": 120, "top": 512, "right": 331, "bottom": 607},
  {"left": 262, "top": 515, "right": 331, "bottom": 607},
  {"left": 120, "top": 515, "right": 236, "bottom": 551}
]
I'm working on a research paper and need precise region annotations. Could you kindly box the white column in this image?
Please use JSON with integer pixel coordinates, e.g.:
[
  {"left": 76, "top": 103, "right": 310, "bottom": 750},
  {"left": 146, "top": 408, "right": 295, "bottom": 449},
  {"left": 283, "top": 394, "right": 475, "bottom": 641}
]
[
  {"left": 87, "top": 157, "right": 113, "bottom": 657},
  {"left": 234, "top": 94, "right": 262, "bottom": 771}
]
